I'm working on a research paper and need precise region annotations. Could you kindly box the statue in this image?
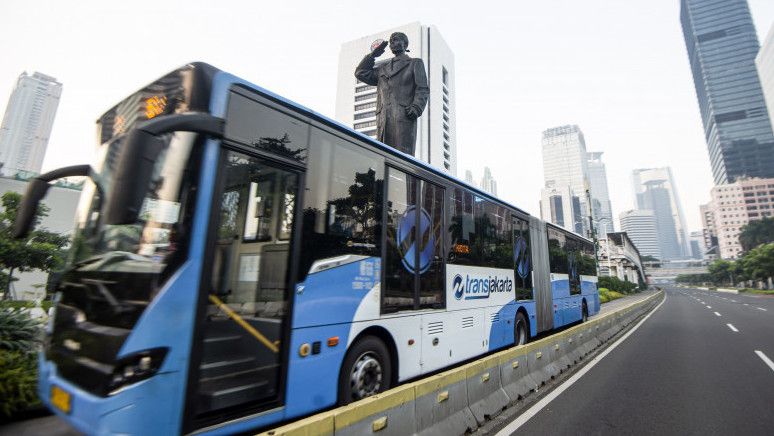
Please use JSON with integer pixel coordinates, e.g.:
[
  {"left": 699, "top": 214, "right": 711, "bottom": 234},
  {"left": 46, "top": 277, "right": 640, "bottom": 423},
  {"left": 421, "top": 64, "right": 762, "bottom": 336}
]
[{"left": 355, "top": 32, "right": 429, "bottom": 156}]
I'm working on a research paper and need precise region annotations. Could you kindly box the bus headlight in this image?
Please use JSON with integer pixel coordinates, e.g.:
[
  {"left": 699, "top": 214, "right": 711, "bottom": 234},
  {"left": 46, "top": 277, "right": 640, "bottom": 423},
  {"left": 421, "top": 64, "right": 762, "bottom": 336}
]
[{"left": 109, "top": 348, "right": 168, "bottom": 393}]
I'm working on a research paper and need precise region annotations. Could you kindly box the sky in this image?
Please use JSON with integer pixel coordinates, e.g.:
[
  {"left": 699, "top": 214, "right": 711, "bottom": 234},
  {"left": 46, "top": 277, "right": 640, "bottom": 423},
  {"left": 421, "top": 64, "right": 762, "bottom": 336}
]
[{"left": 1, "top": 0, "right": 773, "bottom": 232}]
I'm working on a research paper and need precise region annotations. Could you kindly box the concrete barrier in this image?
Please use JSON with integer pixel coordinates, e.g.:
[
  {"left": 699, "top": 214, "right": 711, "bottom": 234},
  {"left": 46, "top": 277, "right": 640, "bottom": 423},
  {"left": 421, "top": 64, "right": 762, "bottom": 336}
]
[
  {"left": 259, "top": 291, "right": 663, "bottom": 436},
  {"left": 717, "top": 288, "right": 739, "bottom": 294}
]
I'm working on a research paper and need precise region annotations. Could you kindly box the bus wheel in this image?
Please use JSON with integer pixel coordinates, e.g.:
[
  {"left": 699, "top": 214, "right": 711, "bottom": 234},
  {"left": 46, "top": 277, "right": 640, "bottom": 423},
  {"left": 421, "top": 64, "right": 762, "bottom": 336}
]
[
  {"left": 515, "top": 312, "right": 529, "bottom": 346},
  {"left": 582, "top": 301, "right": 588, "bottom": 322},
  {"left": 338, "top": 336, "right": 392, "bottom": 405}
]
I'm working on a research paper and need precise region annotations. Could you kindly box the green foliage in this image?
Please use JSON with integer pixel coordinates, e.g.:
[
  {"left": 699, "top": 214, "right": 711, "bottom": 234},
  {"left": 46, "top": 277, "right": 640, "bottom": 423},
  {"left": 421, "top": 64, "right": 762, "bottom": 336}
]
[
  {"left": 598, "top": 287, "right": 625, "bottom": 304},
  {"left": 0, "top": 191, "right": 70, "bottom": 298},
  {"left": 598, "top": 276, "right": 639, "bottom": 294},
  {"left": 739, "top": 243, "right": 774, "bottom": 282},
  {"left": 708, "top": 259, "right": 744, "bottom": 286},
  {"left": 0, "top": 350, "right": 40, "bottom": 416},
  {"left": 0, "top": 309, "right": 42, "bottom": 416},
  {"left": 739, "top": 217, "right": 774, "bottom": 252}
]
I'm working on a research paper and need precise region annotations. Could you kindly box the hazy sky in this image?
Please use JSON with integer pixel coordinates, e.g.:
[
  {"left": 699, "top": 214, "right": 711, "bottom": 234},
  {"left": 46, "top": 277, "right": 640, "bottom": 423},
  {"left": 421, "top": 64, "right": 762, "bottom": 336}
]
[{"left": 1, "top": 0, "right": 773, "bottom": 231}]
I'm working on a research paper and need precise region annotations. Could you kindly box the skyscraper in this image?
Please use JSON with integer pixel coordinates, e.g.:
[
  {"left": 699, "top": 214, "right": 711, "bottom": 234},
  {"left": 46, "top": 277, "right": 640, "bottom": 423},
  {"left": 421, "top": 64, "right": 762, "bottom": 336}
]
[
  {"left": 757, "top": 24, "right": 774, "bottom": 129},
  {"left": 681, "top": 0, "right": 774, "bottom": 184},
  {"left": 480, "top": 166, "right": 497, "bottom": 196},
  {"left": 336, "top": 22, "right": 457, "bottom": 175},
  {"left": 464, "top": 169, "right": 476, "bottom": 187},
  {"left": 632, "top": 167, "right": 689, "bottom": 260},
  {"left": 586, "top": 151, "right": 614, "bottom": 235},
  {"left": 619, "top": 210, "right": 661, "bottom": 260},
  {"left": 0, "top": 72, "right": 62, "bottom": 177},
  {"left": 540, "top": 184, "right": 584, "bottom": 235},
  {"left": 541, "top": 125, "right": 590, "bottom": 236}
]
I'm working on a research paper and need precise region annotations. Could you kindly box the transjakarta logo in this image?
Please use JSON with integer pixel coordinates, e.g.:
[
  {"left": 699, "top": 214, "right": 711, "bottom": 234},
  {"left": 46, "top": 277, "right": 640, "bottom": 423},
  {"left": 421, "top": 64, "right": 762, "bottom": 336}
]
[{"left": 453, "top": 273, "right": 513, "bottom": 300}]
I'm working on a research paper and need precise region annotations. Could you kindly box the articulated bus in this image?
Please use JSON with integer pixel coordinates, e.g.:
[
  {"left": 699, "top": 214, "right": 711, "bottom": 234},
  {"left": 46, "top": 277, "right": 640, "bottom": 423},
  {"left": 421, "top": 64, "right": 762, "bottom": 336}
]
[{"left": 15, "top": 63, "right": 599, "bottom": 435}]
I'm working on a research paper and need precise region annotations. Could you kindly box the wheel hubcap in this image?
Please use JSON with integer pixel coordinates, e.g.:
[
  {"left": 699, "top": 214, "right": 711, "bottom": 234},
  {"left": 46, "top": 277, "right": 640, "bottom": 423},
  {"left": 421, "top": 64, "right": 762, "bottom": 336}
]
[
  {"left": 516, "top": 320, "right": 526, "bottom": 345},
  {"left": 350, "top": 353, "right": 382, "bottom": 399}
]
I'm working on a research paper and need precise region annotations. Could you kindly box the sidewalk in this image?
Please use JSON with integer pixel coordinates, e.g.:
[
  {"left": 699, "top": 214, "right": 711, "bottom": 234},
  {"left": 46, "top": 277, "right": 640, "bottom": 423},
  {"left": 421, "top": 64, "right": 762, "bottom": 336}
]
[{"left": 598, "top": 289, "right": 660, "bottom": 317}]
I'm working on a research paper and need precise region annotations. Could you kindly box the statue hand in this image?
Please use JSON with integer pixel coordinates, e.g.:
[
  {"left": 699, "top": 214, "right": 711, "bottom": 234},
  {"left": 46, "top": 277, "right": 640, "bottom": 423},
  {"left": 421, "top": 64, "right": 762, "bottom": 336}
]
[
  {"left": 372, "top": 40, "right": 388, "bottom": 58},
  {"left": 405, "top": 105, "right": 420, "bottom": 119}
]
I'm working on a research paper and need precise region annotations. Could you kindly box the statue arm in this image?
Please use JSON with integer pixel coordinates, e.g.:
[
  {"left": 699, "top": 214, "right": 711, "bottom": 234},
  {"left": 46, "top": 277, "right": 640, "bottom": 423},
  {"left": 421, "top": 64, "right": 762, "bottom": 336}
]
[
  {"left": 410, "top": 60, "right": 429, "bottom": 115},
  {"left": 354, "top": 53, "right": 379, "bottom": 86}
]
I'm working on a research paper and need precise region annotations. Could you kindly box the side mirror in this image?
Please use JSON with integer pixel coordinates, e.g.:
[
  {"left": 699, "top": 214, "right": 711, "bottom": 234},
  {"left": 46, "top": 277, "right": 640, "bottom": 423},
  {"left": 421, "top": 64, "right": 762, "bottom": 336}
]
[
  {"left": 13, "top": 165, "right": 92, "bottom": 239},
  {"left": 104, "top": 113, "right": 224, "bottom": 225}
]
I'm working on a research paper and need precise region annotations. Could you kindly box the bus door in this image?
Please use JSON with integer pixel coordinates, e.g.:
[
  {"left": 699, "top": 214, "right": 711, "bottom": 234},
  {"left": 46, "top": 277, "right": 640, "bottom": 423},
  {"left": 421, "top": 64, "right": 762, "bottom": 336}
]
[
  {"left": 383, "top": 167, "right": 446, "bottom": 372},
  {"left": 189, "top": 150, "right": 301, "bottom": 426}
]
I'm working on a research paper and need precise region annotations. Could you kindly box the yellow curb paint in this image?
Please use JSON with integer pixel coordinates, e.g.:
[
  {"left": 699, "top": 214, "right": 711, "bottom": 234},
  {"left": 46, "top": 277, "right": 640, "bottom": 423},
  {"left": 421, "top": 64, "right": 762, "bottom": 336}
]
[
  {"left": 372, "top": 416, "right": 387, "bottom": 432},
  {"left": 437, "top": 391, "right": 449, "bottom": 403}
]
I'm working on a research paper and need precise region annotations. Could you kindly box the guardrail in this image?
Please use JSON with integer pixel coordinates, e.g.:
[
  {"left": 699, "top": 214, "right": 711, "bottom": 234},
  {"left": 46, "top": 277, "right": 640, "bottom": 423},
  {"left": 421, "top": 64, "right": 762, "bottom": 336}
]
[{"left": 258, "top": 291, "right": 663, "bottom": 436}]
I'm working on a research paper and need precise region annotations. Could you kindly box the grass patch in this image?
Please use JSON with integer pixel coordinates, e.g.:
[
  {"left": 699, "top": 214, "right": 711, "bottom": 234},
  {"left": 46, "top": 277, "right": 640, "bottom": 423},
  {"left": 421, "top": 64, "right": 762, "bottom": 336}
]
[{"left": 599, "top": 287, "right": 625, "bottom": 304}]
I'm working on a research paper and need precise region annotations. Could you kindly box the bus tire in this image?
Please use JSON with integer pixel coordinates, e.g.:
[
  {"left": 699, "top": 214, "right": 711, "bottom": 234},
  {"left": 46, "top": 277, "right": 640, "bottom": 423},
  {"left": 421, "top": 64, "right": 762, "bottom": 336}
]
[
  {"left": 582, "top": 300, "right": 588, "bottom": 323},
  {"left": 515, "top": 312, "right": 529, "bottom": 346},
  {"left": 337, "top": 336, "right": 393, "bottom": 405}
]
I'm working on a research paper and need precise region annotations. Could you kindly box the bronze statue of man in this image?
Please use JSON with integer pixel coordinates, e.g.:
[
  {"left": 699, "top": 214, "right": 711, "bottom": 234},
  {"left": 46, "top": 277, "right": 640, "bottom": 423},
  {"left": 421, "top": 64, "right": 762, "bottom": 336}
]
[{"left": 355, "top": 32, "right": 429, "bottom": 155}]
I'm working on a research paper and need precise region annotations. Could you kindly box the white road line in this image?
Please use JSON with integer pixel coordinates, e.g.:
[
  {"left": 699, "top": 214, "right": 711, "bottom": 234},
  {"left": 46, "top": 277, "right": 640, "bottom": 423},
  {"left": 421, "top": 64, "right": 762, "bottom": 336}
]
[
  {"left": 755, "top": 351, "right": 774, "bottom": 373},
  {"left": 731, "top": 300, "right": 737, "bottom": 303},
  {"left": 757, "top": 307, "right": 768, "bottom": 311},
  {"left": 744, "top": 303, "right": 749, "bottom": 306},
  {"left": 706, "top": 306, "right": 712, "bottom": 309},
  {"left": 727, "top": 324, "right": 739, "bottom": 332},
  {"left": 714, "top": 312, "right": 721, "bottom": 317},
  {"left": 494, "top": 295, "right": 667, "bottom": 436}
]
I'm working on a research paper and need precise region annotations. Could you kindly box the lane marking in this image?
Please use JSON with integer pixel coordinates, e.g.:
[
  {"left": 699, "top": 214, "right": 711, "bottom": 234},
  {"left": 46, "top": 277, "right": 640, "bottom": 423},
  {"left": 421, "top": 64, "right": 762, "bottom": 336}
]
[
  {"left": 494, "top": 295, "right": 667, "bottom": 436},
  {"left": 731, "top": 300, "right": 737, "bottom": 303},
  {"left": 757, "top": 307, "right": 768, "bottom": 312},
  {"left": 714, "top": 312, "right": 721, "bottom": 317},
  {"left": 727, "top": 324, "right": 738, "bottom": 332},
  {"left": 744, "top": 303, "right": 749, "bottom": 306},
  {"left": 706, "top": 306, "right": 712, "bottom": 309},
  {"left": 755, "top": 351, "right": 774, "bottom": 373}
]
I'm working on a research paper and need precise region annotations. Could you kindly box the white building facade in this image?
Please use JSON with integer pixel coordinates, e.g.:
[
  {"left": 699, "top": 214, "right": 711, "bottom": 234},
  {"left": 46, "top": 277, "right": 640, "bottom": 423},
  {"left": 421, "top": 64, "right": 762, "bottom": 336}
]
[
  {"left": 480, "top": 166, "right": 497, "bottom": 196},
  {"left": 619, "top": 209, "right": 661, "bottom": 259},
  {"left": 702, "top": 177, "right": 774, "bottom": 259},
  {"left": 0, "top": 72, "right": 62, "bottom": 177},
  {"left": 541, "top": 125, "right": 591, "bottom": 236},
  {"left": 540, "top": 184, "right": 584, "bottom": 235},
  {"left": 335, "top": 22, "right": 457, "bottom": 176}
]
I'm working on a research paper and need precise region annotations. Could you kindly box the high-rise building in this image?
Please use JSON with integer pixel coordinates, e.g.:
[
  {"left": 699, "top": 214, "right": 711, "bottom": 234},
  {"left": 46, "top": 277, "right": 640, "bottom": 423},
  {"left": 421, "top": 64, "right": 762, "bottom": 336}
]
[
  {"left": 464, "top": 169, "right": 476, "bottom": 187},
  {"left": 632, "top": 167, "right": 689, "bottom": 260},
  {"left": 689, "top": 230, "right": 705, "bottom": 259},
  {"left": 586, "top": 151, "right": 614, "bottom": 235},
  {"left": 681, "top": 0, "right": 774, "bottom": 184},
  {"left": 480, "top": 166, "right": 497, "bottom": 196},
  {"left": 757, "top": 24, "right": 774, "bottom": 128},
  {"left": 541, "top": 125, "right": 591, "bottom": 236},
  {"left": 701, "top": 177, "right": 774, "bottom": 259},
  {"left": 700, "top": 203, "right": 719, "bottom": 257},
  {"left": 336, "top": 22, "right": 457, "bottom": 175},
  {"left": 619, "top": 209, "right": 661, "bottom": 259},
  {"left": 0, "top": 72, "right": 62, "bottom": 177},
  {"left": 540, "top": 184, "right": 584, "bottom": 235}
]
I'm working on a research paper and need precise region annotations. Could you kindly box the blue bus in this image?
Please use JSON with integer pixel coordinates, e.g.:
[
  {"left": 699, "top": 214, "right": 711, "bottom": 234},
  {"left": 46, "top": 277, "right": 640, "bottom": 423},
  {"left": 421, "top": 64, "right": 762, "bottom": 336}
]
[{"left": 14, "top": 62, "right": 599, "bottom": 435}]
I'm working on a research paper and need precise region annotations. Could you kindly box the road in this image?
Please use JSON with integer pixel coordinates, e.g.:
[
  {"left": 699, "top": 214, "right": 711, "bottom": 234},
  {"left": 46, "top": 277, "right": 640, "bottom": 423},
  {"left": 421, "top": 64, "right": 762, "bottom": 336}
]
[{"left": 494, "top": 286, "right": 774, "bottom": 435}]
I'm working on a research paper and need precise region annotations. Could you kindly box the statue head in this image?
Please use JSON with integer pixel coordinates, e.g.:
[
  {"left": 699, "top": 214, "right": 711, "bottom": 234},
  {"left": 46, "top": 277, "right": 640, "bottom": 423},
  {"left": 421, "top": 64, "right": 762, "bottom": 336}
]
[{"left": 389, "top": 32, "right": 410, "bottom": 55}]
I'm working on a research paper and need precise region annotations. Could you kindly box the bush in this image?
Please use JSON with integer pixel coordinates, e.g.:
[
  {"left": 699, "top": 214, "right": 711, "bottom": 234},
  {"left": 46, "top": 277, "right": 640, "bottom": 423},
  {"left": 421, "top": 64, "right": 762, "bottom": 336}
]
[
  {"left": 598, "top": 276, "right": 639, "bottom": 294},
  {"left": 598, "top": 287, "right": 625, "bottom": 304},
  {"left": 0, "top": 350, "right": 40, "bottom": 416},
  {"left": 0, "top": 309, "right": 42, "bottom": 417}
]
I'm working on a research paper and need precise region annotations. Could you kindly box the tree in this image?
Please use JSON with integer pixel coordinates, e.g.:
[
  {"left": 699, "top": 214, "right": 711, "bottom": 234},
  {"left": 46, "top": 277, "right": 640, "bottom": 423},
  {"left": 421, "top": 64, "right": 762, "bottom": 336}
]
[
  {"left": 740, "top": 243, "right": 774, "bottom": 283},
  {"left": 0, "top": 191, "right": 69, "bottom": 299},
  {"left": 738, "top": 217, "right": 774, "bottom": 252}
]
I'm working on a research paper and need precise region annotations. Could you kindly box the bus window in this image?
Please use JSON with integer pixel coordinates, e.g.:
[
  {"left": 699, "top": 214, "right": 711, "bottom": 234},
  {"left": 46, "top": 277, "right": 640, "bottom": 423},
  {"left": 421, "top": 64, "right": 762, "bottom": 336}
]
[
  {"left": 513, "top": 216, "right": 533, "bottom": 300},
  {"left": 547, "top": 228, "right": 568, "bottom": 274},
  {"left": 298, "top": 128, "right": 383, "bottom": 280},
  {"left": 384, "top": 168, "right": 418, "bottom": 312},
  {"left": 448, "top": 188, "right": 477, "bottom": 265},
  {"left": 481, "top": 201, "right": 511, "bottom": 269},
  {"left": 419, "top": 180, "right": 444, "bottom": 309}
]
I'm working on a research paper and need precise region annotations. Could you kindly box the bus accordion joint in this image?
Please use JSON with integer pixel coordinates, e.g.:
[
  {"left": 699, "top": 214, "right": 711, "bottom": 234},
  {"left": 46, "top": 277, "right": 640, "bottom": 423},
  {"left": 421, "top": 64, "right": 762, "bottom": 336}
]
[{"left": 208, "top": 294, "right": 279, "bottom": 353}]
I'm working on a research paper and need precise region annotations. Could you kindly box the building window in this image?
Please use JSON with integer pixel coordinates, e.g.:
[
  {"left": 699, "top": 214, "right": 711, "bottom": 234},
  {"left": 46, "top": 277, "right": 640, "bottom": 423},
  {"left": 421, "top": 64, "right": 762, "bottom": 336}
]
[
  {"left": 361, "top": 129, "right": 376, "bottom": 137},
  {"left": 355, "top": 101, "right": 377, "bottom": 111},
  {"left": 355, "top": 93, "right": 376, "bottom": 102},
  {"left": 354, "top": 120, "right": 377, "bottom": 129},
  {"left": 355, "top": 85, "right": 376, "bottom": 93},
  {"left": 354, "top": 111, "right": 376, "bottom": 120},
  {"left": 442, "top": 67, "right": 449, "bottom": 86}
]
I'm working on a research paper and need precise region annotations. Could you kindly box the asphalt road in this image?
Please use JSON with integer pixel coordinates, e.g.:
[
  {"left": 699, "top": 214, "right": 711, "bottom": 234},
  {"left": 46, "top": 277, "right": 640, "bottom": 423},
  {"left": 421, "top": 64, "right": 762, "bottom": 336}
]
[{"left": 494, "top": 286, "right": 774, "bottom": 435}]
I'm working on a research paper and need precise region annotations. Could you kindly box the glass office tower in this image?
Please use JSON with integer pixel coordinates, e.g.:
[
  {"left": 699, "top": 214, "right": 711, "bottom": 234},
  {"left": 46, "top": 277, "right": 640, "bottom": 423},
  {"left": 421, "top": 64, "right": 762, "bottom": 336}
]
[{"left": 681, "top": 0, "right": 774, "bottom": 184}]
